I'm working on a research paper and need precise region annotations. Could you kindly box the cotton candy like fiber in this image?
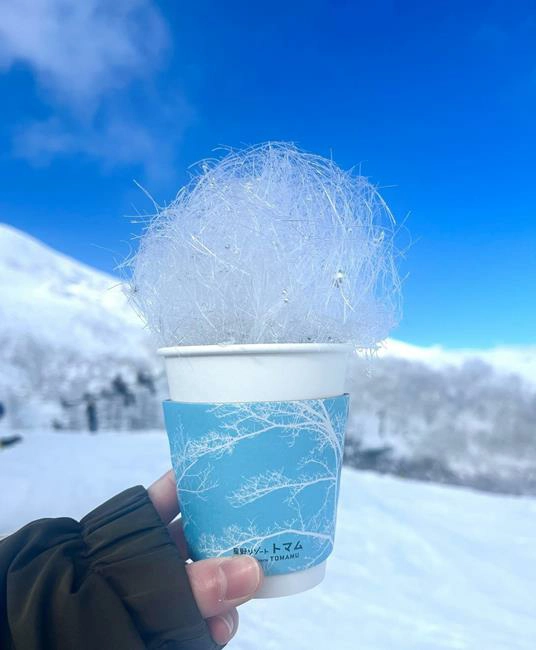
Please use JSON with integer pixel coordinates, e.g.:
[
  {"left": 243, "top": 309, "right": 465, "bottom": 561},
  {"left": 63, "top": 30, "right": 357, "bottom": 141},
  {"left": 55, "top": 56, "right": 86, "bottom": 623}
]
[{"left": 127, "top": 142, "right": 400, "bottom": 348}]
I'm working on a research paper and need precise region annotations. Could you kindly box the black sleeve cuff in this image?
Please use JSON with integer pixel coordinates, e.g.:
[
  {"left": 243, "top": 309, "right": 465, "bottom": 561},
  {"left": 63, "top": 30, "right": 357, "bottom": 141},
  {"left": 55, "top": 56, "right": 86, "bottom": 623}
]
[{"left": 81, "top": 486, "right": 221, "bottom": 650}]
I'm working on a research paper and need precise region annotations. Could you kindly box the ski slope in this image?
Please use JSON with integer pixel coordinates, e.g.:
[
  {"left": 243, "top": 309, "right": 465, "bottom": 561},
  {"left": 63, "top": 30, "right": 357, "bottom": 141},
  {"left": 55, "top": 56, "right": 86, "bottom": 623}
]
[{"left": 1, "top": 431, "right": 534, "bottom": 650}]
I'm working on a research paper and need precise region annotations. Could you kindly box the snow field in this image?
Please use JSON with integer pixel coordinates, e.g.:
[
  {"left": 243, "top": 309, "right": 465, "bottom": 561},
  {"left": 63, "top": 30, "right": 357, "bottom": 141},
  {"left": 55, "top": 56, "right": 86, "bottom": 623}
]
[{"left": 1, "top": 431, "right": 535, "bottom": 649}]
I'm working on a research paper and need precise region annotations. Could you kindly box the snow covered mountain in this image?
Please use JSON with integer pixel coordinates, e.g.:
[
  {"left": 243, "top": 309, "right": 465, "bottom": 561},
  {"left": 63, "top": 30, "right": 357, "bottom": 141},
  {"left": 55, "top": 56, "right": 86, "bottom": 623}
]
[
  {"left": 381, "top": 338, "right": 536, "bottom": 387},
  {"left": 1, "top": 224, "right": 534, "bottom": 493},
  {"left": 0, "top": 222, "right": 149, "bottom": 356},
  {"left": 2, "top": 222, "right": 534, "bottom": 388},
  {"left": 2, "top": 223, "right": 534, "bottom": 379},
  {"left": 0, "top": 223, "right": 160, "bottom": 429}
]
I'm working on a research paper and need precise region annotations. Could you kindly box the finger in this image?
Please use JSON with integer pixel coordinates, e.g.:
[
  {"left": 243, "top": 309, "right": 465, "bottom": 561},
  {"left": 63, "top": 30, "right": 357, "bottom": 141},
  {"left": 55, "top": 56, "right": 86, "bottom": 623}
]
[
  {"left": 186, "top": 556, "right": 262, "bottom": 619},
  {"left": 147, "top": 469, "right": 179, "bottom": 524},
  {"left": 206, "top": 608, "right": 239, "bottom": 646},
  {"left": 168, "top": 517, "right": 190, "bottom": 561}
]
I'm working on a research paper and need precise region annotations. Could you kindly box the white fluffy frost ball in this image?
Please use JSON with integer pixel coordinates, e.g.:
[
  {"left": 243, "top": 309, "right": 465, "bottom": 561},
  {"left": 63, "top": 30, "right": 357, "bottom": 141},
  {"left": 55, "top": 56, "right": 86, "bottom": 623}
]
[{"left": 128, "top": 142, "right": 401, "bottom": 348}]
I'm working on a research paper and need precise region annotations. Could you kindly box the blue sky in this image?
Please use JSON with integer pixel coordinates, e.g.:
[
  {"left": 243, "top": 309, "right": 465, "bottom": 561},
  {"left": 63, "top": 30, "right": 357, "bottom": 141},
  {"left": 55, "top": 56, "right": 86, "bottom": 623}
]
[{"left": 0, "top": 0, "right": 535, "bottom": 348}]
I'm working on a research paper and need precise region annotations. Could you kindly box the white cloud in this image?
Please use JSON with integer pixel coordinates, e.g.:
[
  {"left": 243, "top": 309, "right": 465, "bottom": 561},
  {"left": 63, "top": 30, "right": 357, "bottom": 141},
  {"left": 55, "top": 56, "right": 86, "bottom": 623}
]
[
  {"left": 14, "top": 98, "right": 195, "bottom": 182},
  {"left": 0, "top": 0, "right": 168, "bottom": 111},
  {"left": 0, "top": 0, "right": 191, "bottom": 177}
]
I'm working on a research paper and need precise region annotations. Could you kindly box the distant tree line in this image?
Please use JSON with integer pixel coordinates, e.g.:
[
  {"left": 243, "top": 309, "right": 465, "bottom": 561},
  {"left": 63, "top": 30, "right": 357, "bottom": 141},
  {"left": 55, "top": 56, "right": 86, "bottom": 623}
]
[
  {"left": 59, "top": 371, "right": 163, "bottom": 432},
  {"left": 344, "top": 357, "right": 536, "bottom": 495},
  {"left": 3, "top": 331, "right": 536, "bottom": 495}
]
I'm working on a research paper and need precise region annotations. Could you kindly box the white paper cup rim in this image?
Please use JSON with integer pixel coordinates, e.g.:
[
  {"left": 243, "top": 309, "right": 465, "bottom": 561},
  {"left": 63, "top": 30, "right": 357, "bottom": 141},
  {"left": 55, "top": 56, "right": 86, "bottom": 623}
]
[{"left": 158, "top": 342, "right": 353, "bottom": 358}]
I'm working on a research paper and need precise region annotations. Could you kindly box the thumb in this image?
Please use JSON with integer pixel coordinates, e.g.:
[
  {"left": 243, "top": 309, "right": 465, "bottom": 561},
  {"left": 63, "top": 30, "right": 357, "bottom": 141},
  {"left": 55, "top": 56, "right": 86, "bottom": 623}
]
[{"left": 186, "top": 556, "right": 263, "bottom": 619}]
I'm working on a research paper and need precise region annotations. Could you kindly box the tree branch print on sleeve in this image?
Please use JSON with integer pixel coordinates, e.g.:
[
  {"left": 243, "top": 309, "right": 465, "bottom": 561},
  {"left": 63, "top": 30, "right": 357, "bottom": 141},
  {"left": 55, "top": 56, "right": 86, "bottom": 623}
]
[{"left": 165, "top": 396, "right": 348, "bottom": 572}]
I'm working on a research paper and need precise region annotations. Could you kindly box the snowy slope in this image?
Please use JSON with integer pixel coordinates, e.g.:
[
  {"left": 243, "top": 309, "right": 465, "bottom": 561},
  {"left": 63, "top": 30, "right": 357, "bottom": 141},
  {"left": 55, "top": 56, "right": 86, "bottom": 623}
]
[
  {"left": 0, "top": 223, "right": 149, "bottom": 357},
  {"left": 0, "top": 224, "right": 160, "bottom": 428},
  {"left": 1, "top": 431, "right": 535, "bottom": 650}
]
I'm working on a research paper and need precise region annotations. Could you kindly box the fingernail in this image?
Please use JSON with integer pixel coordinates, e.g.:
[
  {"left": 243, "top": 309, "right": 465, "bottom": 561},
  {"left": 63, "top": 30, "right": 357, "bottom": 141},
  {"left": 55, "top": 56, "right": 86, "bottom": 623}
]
[
  {"left": 219, "top": 557, "right": 261, "bottom": 600},
  {"left": 217, "top": 611, "right": 235, "bottom": 638}
]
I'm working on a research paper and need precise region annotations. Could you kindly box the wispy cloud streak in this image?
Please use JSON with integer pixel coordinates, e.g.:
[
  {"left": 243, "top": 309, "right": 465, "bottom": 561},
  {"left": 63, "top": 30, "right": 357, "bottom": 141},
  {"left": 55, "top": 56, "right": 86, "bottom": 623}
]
[{"left": 0, "top": 0, "right": 192, "bottom": 178}]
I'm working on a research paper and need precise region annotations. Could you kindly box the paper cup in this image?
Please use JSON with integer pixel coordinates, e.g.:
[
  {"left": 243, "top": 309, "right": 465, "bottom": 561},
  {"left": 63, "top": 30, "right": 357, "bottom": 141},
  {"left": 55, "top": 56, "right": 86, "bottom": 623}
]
[{"left": 159, "top": 343, "right": 351, "bottom": 598}]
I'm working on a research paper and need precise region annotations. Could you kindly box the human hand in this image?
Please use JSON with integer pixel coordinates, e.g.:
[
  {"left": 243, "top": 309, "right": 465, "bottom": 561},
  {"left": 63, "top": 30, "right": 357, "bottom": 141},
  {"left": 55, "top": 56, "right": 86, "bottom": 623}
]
[{"left": 148, "top": 470, "right": 263, "bottom": 645}]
